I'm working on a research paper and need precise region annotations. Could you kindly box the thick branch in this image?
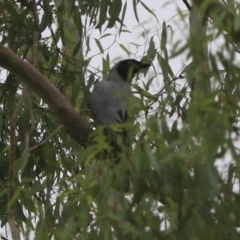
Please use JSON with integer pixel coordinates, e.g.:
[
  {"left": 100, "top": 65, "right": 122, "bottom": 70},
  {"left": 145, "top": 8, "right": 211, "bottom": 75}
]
[{"left": 0, "top": 45, "right": 92, "bottom": 146}]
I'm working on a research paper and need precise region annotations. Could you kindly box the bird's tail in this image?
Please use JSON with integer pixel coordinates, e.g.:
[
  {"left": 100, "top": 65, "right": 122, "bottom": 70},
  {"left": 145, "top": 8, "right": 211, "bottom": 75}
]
[{"left": 104, "top": 127, "right": 130, "bottom": 164}]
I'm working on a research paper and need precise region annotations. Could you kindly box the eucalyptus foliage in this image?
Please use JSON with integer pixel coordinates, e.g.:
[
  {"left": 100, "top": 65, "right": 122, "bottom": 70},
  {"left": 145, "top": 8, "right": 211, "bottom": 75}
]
[{"left": 0, "top": 0, "right": 240, "bottom": 239}]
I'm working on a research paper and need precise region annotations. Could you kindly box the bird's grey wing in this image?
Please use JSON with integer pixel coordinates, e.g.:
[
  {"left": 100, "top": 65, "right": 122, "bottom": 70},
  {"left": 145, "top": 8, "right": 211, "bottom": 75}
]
[{"left": 89, "top": 81, "right": 131, "bottom": 126}]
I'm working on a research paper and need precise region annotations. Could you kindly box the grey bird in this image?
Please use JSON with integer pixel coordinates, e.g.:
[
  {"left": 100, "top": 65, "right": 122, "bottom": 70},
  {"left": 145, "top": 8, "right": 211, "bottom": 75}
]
[{"left": 89, "top": 59, "right": 151, "bottom": 160}]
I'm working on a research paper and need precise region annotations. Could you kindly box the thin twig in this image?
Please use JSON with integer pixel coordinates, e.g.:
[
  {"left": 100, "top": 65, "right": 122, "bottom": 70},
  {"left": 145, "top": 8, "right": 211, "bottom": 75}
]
[{"left": 28, "top": 124, "right": 63, "bottom": 151}]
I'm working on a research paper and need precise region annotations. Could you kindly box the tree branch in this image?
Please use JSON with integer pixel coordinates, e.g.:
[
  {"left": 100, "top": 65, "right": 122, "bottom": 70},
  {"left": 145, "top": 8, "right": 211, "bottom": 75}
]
[
  {"left": 183, "top": 0, "right": 192, "bottom": 10},
  {"left": 189, "top": 6, "right": 210, "bottom": 94},
  {"left": 28, "top": 124, "right": 63, "bottom": 151},
  {"left": 0, "top": 45, "right": 92, "bottom": 146}
]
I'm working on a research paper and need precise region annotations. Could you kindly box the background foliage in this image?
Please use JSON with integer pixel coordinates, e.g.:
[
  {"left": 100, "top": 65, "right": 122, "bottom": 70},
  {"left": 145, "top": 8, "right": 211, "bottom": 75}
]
[{"left": 1, "top": 0, "right": 240, "bottom": 239}]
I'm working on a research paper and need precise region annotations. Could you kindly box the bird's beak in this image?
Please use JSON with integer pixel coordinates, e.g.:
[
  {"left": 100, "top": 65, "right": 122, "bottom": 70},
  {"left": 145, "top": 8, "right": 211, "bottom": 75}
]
[{"left": 139, "top": 63, "right": 151, "bottom": 69}]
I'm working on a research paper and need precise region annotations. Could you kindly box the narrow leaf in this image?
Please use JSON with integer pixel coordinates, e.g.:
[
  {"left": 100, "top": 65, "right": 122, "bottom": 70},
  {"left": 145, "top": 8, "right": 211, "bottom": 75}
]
[
  {"left": 98, "top": 0, "right": 109, "bottom": 29},
  {"left": 118, "top": 43, "right": 131, "bottom": 55},
  {"left": 157, "top": 53, "right": 174, "bottom": 79},
  {"left": 161, "top": 21, "right": 168, "bottom": 60},
  {"left": 119, "top": 1, "right": 127, "bottom": 35},
  {"left": 108, "top": 0, "right": 122, "bottom": 28},
  {"left": 94, "top": 39, "right": 104, "bottom": 53},
  {"left": 140, "top": 1, "right": 158, "bottom": 20},
  {"left": 72, "top": 40, "right": 82, "bottom": 56},
  {"left": 147, "top": 37, "right": 156, "bottom": 61},
  {"left": 100, "top": 33, "right": 112, "bottom": 39},
  {"left": 132, "top": 0, "right": 139, "bottom": 22}
]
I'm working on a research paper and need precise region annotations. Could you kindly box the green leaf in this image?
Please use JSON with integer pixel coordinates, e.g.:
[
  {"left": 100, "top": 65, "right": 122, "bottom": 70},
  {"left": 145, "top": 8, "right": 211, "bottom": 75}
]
[
  {"left": 108, "top": 0, "right": 122, "bottom": 28},
  {"left": 121, "top": 29, "right": 132, "bottom": 33},
  {"left": 56, "top": 13, "right": 65, "bottom": 46},
  {"left": 95, "top": 38, "right": 104, "bottom": 53},
  {"left": 161, "top": 22, "right": 167, "bottom": 51},
  {"left": 75, "top": 146, "right": 97, "bottom": 164},
  {"left": 13, "top": 155, "right": 29, "bottom": 175},
  {"left": 49, "top": 51, "right": 60, "bottom": 72},
  {"left": 29, "top": 180, "right": 47, "bottom": 196},
  {"left": 119, "top": 1, "right": 127, "bottom": 35},
  {"left": 102, "top": 55, "right": 110, "bottom": 79},
  {"left": 97, "top": 0, "right": 109, "bottom": 29},
  {"left": 132, "top": 84, "right": 157, "bottom": 99},
  {"left": 100, "top": 33, "right": 112, "bottom": 39},
  {"left": 118, "top": 43, "right": 131, "bottom": 55},
  {"left": 42, "top": 0, "right": 53, "bottom": 30},
  {"left": 4, "top": 0, "right": 21, "bottom": 22},
  {"left": 70, "top": 73, "right": 82, "bottom": 106},
  {"left": 73, "top": 8, "right": 83, "bottom": 39},
  {"left": 39, "top": 12, "right": 50, "bottom": 33},
  {"left": 157, "top": 53, "right": 174, "bottom": 79},
  {"left": 132, "top": 0, "right": 139, "bottom": 22},
  {"left": 171, "top": 120, "right": 179, "bottom": 139},
  {"left": 139, "top": 1, "right": 158, "bottom": 20},
  {"left": 41, "top": 44, "right": 51, "bottom": 62},
  {"left": 130, "top": 42, "right": 142, "bottom": 47},
  {"left": 72, "top": 40, "right": 82, "bottom": 56},
  {"left": 161, "top": 21, "right": 168, "bottom": 60},
  {"left": 87, "top": 74, "right": 96, "bottom": 89},
  {"left": 147, "top": 37, "right": 156, "bottom": 61}
]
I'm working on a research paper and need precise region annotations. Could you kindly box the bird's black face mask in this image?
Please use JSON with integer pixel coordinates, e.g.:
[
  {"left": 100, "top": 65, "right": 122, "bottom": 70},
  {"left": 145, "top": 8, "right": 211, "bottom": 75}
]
[{"left": 116, "top": 59, "right": 151, "bottom": 82}]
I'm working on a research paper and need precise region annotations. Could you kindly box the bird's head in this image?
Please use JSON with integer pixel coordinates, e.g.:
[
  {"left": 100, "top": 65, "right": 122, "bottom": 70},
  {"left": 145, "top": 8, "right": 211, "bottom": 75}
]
[{"left": 114, "top": 59, "right": 151, "bottom": 82}]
